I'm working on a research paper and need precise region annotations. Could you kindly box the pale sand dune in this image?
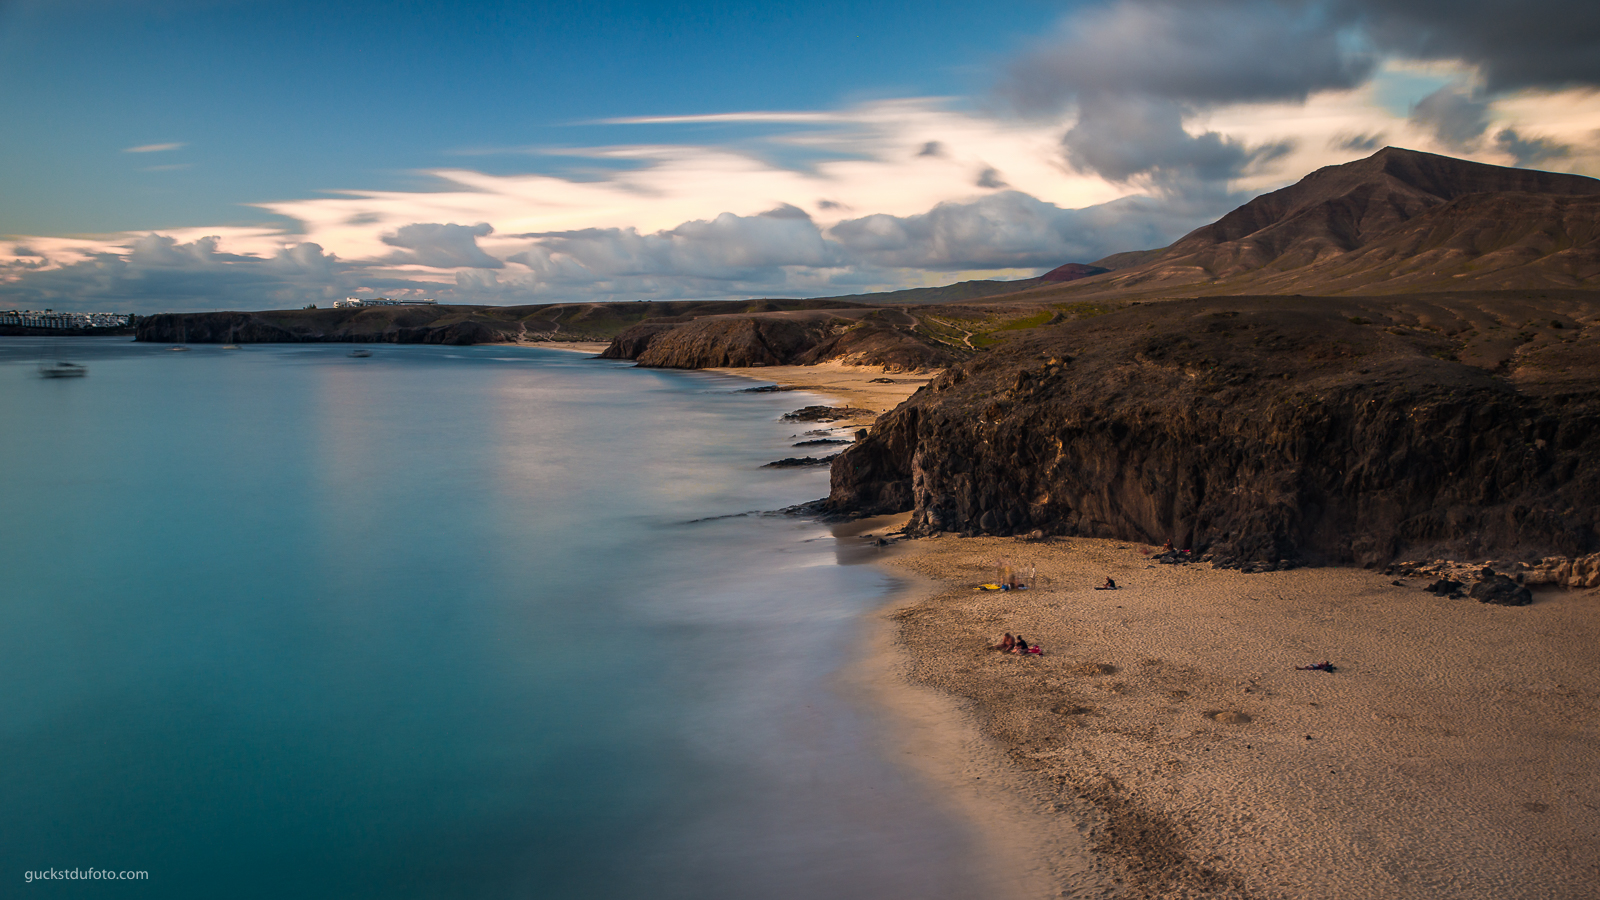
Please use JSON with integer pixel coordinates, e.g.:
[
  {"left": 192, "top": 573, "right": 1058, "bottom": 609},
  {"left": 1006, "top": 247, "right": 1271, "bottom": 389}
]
[{"left": 855, "top": 533, "right": 1600, "bottom": 899}]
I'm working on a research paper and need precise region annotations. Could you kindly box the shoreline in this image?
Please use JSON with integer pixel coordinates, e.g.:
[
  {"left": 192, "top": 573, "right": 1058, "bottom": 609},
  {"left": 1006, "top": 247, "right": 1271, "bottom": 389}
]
[{"left": 703, "top": 356, "right": 1599, "bottom": 897}]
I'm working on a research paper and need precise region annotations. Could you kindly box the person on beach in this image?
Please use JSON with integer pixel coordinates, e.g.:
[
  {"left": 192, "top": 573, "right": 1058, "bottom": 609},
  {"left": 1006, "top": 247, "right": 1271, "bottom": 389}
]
[
  {"left": 1013, "top": 635, "right": 1030, "bottom": 654},
  {"left": 1103, "top": 576, "right": 1117, "bottom": 589},
  {"left": 994, "top": 633, "right": 1016, "bottom": 652}
]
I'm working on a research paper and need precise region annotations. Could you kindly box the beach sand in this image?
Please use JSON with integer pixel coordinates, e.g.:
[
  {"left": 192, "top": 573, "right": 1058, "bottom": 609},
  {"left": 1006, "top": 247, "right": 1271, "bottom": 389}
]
[
  {"left": 847, "top": 533, "right": 1600, "bottom": 899},
  {"left": 705, "top": 360, "right": 937, "bottom": 430},
  {"left": 518, "top": 340, "right": 612, "bottom": 354}
]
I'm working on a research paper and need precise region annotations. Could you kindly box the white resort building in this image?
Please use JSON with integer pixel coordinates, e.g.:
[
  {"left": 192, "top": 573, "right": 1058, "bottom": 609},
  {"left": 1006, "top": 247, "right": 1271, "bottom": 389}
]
[{"left": 333, "top": 297, "right": 438, "bottom": 308}]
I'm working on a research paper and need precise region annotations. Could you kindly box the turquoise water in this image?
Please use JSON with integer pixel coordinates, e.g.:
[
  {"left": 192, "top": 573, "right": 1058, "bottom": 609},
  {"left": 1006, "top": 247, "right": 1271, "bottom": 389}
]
[{"left": 0, "top": 339, "right": 982, "bottom": 899}]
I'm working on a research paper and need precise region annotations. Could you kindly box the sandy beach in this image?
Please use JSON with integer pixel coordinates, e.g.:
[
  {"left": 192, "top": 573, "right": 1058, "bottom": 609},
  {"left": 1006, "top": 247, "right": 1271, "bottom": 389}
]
[
  {"left": 716, "top": 360, "right": 1600, "bottom": 899},
  {"left": 836, "top": 532, "right": 1600, "bottom": 899}
]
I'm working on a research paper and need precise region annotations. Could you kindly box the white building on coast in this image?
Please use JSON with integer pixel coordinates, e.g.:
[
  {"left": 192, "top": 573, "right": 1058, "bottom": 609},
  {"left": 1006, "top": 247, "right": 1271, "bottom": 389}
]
[
  {"left": 333, "top": 297, "right": 438, "bottom": 308},
  {"left": 1, "top": 310, "right": 132, "bottom": 328}
]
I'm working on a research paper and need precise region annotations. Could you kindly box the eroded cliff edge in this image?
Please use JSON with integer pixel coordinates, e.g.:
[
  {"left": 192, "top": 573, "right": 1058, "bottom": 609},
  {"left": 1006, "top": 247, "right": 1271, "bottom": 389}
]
[{"left": 827, "top": 293, "right": 1600, "bottom": 567}]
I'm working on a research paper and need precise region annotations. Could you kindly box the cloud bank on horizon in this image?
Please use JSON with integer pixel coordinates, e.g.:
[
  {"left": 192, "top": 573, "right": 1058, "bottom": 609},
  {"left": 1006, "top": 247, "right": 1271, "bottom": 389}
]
[{"left": 4, "top": 0, "right": 1599, "bottom": 313}]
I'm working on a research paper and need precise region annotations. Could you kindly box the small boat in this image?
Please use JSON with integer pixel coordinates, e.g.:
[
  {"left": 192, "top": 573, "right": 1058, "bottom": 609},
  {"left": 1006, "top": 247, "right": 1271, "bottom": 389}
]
[
  {"left": 348, "top": 348, "right": 372, "bottom": 358},
  {"left": 38, "top": 362, "right": 87, "bottom": 378},
  {"left": 222, "top": 344, "right": 241, "bottom": 350},
  {"left": 168, "top": 346, "right": 190, "bottom": 352}
]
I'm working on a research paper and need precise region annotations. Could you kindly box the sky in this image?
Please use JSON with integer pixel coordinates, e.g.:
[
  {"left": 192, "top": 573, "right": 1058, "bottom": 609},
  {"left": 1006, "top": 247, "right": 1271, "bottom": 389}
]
[{"left": 3, "top": 0, "right": 1599, "bottom": 313}]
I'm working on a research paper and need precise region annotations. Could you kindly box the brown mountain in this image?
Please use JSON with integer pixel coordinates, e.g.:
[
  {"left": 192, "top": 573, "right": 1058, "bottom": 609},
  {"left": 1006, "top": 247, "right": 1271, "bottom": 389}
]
[{"left": 1054, "top": 147, "right": 1600, "bottom": 298}]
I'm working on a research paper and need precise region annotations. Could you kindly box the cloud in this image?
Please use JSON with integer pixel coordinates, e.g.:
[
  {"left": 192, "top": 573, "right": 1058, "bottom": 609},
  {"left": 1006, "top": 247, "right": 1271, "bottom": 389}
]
[
  {"left": 917, "top": 141, "right": 945, "bottom": 157},
  {"left": 1004, "top": 0, "right": 1374, "bottom": 113},
  {"left": 828, "top": 189, "right": 1227, "bottom": 270},
  {"left": 1409, "top": 83, "right": 1491, "bottom": 149},
  {"left": 975, "top": 167, "right": 1008, "bottom": 189},
  {"left": 1341, "top": 0, "right": 1600, "bottom": 92},
  {"left": 1001, "top": 1, "right": 1364, "bottom": 192},
  {"left": 122, "top": 143, "right": 185, "bottom": 153},
  {"left": 381, "top": 222, "right": 504, "bottom": 269},
  {"left": 1062, "top": 94, "right": 1294, "bottom": 188},
  {"left": 1330, "top": 131, "right": 1388, "bottom": 152},
  {"left": 0, "top": 235, "right": 358, "bottom": 312},
  {"left": 512, "top": 207, "right": 843, "bottom": 285},
  {"left": 1493, "top": 128, "right": 1572, "bottom": 168}
]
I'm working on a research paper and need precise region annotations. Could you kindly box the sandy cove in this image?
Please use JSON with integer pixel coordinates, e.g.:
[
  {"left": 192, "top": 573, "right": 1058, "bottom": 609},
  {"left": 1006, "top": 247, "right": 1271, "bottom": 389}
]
[{"left": 851, "top": 533, "right": 1600, "bottom": 900}]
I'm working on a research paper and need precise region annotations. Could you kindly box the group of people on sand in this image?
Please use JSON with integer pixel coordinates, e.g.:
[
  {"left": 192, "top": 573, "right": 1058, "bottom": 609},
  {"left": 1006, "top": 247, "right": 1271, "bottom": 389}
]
[{"left": 993, "top": 633, "right": 1041, "bottom": 655}]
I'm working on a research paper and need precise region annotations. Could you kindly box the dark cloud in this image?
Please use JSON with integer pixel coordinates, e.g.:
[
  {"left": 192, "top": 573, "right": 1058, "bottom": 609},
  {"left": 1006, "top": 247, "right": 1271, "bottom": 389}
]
[
  {"left": 1330, "top": 131, "right": 1388, "bottom": 152},
  {"left": 381, "top": 222, "right": 503, "bottom": 269},
  {"left": 1340, "top": 0, "right": 1600, "bottom": 92},
  {"left": 1408, "top": 84, "right": 1491, "bottom": 149},
  {"left": 1002, "top": 2, "right": 1350, "bottom": 189},
  {"left": 1005, "top": 0, "right": 1374, "bottom": 114},
  {"left": 512, "top": 209, "right": 842, "bottom": 283},
  {"left": 1493, "top": 128, "right": 1572, "bottom": 168},
  {"left": 829, "top": 189, "right": 1232, "bottom": 271},
  {"left": 1062, "top": 95, "right": 1291, "bottom": 186},
  {"left": 816, "top": 199, "right": 846, "bottom": 210},
  {"left": 917, "top": 141, "right": 945, "bottom": 157},
  {"left": 976, "top": 167, "right": 1008, "bottom": 189},
  {"left": 758, "top": 203, "right": 812, "bottom": 220}
]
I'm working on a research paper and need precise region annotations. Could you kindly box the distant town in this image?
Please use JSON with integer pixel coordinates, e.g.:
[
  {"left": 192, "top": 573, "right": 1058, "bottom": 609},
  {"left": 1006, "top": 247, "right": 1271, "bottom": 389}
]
[
  {"left": 1, "top": 310, "right": 134, "bottom": 329},
  {"left": 333, "top": 297, "right": 437, "bottom": 308}
]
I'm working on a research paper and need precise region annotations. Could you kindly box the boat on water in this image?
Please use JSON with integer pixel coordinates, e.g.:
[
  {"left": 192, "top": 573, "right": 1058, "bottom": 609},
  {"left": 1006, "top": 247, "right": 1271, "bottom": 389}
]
[
  {"left": 38, "top": 362, "right": 87, "bottom": 378},
  {"left": 348, "top": 348, "right": 372, "bottom": 358},
  {"left": 168, "top": 346, "right": 190, "bottom": 352}
]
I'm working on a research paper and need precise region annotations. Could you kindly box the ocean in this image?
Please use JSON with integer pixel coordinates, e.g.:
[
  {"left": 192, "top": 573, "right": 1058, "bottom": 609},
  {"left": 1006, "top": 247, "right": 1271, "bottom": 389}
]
[{"left": 0, "top": 338, "right": 984, "bottom": 899}]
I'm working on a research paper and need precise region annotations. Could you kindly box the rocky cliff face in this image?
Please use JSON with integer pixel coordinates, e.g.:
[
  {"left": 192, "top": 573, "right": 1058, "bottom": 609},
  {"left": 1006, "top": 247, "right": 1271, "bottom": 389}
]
[
  {"left": 828, "top": 294, "right": 1600, "bottom": 567},
  {"left": 600, "top": 309, "right": 958, "bottom": 371}
]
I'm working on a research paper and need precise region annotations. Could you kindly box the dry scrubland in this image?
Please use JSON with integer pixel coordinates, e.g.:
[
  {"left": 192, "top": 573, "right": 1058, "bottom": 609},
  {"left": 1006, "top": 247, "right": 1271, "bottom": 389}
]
[{"left": 862, "top": 533, "right": 1600, "bottom": 899}]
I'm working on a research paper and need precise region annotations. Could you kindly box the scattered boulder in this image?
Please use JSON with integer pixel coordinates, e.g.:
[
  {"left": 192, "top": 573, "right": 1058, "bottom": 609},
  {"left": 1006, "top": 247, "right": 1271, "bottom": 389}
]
[
  {"left": 1425, "top": 578, "right": 1464, "bottom": 595},
  {"left": 782, "top": 405, "right": 875, "bottom": 422},
  {"left": 1520, "top": 552, "right": 1600, "bottom": 588},
  {"left": 1469, "top": 574, "right": 1534, "bottom": 607},
  {"left": 762, "top": 455, "right": 839, "bottom": 468}
]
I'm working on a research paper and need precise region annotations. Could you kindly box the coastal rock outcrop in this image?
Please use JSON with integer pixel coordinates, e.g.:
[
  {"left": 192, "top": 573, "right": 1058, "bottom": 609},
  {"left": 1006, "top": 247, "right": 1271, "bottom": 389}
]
[
  {"left": 599, "top": 309, "right": 958, "bottom": 371},
  {"left": 1520, "top": 552, "right": 1600, "bottom": 588},
  {"left": 827, "top": 294, "right": 1600, "bottom": 567}
]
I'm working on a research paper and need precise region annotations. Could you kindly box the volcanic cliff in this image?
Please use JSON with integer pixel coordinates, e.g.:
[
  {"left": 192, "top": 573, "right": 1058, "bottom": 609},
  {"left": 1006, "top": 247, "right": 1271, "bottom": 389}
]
[{"left": 827, "top": 292, "right": 1600, "bottom": 566}]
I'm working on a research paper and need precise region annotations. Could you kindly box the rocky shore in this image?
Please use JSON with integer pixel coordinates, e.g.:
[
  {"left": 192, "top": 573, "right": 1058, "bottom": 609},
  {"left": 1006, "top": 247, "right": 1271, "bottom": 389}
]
[{"left": 828, "top": 292, "right": 1600, "bottom": 570}]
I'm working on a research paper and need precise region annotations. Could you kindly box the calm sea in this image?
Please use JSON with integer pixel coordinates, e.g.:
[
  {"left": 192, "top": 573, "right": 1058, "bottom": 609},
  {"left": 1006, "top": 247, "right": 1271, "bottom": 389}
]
[{"left": 0, "top": 338, "right": 984, "bottom": 899}]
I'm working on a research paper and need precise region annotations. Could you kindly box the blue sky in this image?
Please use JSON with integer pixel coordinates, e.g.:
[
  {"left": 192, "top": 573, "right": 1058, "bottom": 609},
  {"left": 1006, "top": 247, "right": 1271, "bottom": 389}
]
[{"left": 4, "top": 0, "right": 1598, "bottom": 311}]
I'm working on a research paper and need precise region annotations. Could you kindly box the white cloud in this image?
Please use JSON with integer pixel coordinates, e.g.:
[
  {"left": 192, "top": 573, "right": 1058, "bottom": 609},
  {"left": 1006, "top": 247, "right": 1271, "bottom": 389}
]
[
  {"left": 6, "top": 69, "right": 1600, "bottom": 312},
  {"left": 122, "top": 142, "right": 185, "bottom": 153}
]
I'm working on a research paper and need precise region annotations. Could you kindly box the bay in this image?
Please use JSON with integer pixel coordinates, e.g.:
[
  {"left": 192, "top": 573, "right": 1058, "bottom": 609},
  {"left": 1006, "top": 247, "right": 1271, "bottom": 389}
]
[{"left": 0, "top": 338, "right": 983, "bottom": 899}]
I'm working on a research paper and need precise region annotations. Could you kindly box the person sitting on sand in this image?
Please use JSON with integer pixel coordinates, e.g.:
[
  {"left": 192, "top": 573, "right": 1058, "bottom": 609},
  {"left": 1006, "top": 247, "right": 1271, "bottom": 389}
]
[
  {"left": 1103, "top": 576, "right": 1117, "bottom": 589},
  {"left": 994, "top": 633, "right": 1016, "bottom": 652},
  {"left": 1013, "top": 635, "right": 1030, "bottom": 654}
]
